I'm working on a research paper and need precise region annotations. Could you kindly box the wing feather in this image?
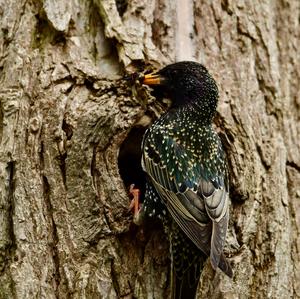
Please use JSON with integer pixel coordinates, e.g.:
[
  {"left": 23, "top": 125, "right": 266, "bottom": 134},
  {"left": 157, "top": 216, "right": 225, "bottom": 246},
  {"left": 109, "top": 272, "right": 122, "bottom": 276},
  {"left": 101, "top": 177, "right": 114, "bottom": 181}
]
[
  {"left": 210, "top": 210, "right": 229, "bottom": 270},
  {"left": 142, "top": 125, "right": 232, "bottom": 276}
]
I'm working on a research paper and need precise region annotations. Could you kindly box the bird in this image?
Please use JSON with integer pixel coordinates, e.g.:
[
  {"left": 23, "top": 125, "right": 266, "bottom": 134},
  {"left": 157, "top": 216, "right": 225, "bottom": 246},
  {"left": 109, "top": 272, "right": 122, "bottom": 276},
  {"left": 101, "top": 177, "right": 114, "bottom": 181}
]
[{"left": 129, "top": 61, "right": 232, "bottom": 299}]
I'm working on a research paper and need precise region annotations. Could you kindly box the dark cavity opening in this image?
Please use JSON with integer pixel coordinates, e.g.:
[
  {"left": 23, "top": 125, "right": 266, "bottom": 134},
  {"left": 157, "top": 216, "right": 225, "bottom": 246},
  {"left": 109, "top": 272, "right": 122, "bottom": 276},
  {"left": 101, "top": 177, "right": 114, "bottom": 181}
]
[
  {"left": 118, "top": 126, "right": 148, "bottom": 201},
  {"left": 115, "top": 0, "right": 128, "bottom": 17}
]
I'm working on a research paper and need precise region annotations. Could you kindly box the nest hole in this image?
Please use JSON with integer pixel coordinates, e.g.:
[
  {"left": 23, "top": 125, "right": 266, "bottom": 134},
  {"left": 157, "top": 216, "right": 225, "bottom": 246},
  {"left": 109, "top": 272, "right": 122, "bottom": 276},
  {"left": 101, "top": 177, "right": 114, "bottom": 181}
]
[
  {"left": 118, "top": 124, "right": 167, "bottom": 249},
  {"left": 115, "top": 0, "right": 128, "bottom": 17},
  {"left": 118, "top": 126, "right": 148, "bottom": 201}
]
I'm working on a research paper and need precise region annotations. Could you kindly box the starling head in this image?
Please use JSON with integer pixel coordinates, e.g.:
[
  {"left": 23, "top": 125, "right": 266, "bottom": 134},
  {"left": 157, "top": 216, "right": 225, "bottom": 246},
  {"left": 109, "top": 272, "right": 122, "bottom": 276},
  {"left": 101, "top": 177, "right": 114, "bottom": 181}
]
[{"left": 143, "top": 61, "right": 219, "bottom": 116}]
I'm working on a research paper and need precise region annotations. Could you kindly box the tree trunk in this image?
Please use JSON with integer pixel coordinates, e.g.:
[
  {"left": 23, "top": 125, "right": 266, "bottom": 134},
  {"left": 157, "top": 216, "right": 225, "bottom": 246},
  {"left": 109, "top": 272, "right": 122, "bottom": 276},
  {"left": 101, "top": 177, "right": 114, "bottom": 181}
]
[{"left": 0, "top": 1, "right": 299, "bottom": 298}]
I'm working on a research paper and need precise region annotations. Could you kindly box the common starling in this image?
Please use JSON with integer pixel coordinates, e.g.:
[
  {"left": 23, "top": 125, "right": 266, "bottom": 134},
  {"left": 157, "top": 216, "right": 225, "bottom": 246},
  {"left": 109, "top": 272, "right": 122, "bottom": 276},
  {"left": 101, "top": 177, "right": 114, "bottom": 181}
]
[{"left": 132, "top": 61, "right": 232, "bottom": 298}]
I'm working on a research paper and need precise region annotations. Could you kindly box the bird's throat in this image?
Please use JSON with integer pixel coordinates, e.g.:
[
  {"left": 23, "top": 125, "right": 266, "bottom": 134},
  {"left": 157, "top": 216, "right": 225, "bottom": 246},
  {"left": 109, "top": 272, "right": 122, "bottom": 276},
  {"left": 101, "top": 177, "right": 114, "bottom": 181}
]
[{"left": 170, "top": 96, "right": 217, "bottom": 126}]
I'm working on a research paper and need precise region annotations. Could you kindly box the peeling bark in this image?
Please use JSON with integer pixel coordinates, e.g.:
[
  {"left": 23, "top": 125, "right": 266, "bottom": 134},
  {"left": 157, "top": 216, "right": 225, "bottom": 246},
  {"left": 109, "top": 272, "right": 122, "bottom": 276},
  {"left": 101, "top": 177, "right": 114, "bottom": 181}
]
[{"left": 0, "top": 0, "right": 299, "bottom": 299}]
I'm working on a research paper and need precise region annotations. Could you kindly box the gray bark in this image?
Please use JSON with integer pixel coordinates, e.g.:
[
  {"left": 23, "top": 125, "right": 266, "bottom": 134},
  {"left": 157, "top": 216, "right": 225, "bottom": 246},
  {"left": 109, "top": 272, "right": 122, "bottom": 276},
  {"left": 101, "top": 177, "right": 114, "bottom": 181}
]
[{"left": 0, "top": 0, "right": 299, "bottom": 298}]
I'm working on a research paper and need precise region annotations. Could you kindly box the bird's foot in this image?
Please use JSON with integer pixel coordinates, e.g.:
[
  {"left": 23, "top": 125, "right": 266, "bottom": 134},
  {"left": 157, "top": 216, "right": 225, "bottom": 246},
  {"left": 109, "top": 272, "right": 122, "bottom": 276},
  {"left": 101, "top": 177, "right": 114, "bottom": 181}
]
[
  {"left": 129, "top": 184, "right": 144, "bottom": 225},
  {"left": 129, "top": 184, "right": 141, "bottom": 214}
]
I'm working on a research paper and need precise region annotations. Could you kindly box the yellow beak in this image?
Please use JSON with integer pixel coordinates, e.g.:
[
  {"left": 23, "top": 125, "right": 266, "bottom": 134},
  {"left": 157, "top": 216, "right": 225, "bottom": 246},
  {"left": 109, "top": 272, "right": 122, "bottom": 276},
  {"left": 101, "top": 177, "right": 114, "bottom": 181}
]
[{"left": 143, "top": 73, "right": 162, "bottom": 85}]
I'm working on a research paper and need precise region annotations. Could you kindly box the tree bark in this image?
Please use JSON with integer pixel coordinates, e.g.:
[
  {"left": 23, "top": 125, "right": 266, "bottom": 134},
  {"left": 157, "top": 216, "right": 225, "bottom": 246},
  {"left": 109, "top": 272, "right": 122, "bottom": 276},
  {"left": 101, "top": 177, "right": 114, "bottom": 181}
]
[{"left": 0, "top": 1, "right": 299, "bottom": 298}]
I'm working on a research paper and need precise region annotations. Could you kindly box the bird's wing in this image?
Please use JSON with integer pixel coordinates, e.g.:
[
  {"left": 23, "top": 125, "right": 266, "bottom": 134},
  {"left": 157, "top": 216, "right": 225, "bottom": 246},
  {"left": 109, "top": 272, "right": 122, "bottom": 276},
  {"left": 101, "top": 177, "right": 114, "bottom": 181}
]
[{"left": 142, "top": 129, "right": 232, "bottom": 276}]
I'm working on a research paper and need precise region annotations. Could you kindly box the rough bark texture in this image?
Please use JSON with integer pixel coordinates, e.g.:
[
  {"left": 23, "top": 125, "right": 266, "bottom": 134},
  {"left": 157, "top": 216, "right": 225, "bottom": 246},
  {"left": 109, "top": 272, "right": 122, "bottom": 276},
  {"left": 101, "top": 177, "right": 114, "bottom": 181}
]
[{"left": 0, "top": 0, "right": 299, "bottom": 298}]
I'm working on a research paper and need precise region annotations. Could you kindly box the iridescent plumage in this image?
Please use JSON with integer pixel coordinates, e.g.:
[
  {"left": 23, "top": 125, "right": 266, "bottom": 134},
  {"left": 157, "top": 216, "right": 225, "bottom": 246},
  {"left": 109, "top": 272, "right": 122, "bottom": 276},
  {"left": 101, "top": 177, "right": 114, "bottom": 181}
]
[{"left": 141, "top": 61, "right": 232, "bottom": 298}]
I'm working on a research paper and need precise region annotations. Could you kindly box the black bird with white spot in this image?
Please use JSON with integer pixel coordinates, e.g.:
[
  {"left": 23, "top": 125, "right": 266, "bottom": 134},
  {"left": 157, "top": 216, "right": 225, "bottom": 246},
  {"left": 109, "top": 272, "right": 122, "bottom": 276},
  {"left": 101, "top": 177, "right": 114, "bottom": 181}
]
[{"left": 132, "top": 61, "right": 233, "bottom": 299}]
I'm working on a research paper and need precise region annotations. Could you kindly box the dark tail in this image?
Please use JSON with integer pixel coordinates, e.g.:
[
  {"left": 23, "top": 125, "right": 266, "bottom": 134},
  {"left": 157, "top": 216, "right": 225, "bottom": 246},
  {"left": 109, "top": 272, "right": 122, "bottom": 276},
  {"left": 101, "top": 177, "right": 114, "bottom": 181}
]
[
  {"left": 172, "top": 255, "right": 206, "bottom": 299},
  {"left": 171, "top": 222, "right": 207, "bottom": 299}
]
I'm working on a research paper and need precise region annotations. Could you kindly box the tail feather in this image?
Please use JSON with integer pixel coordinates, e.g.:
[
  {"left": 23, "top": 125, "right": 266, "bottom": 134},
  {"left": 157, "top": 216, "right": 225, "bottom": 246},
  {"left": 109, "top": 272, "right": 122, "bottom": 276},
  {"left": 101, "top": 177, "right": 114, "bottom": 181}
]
[
  {"left": 171, "top": 222, "right": 207, "bottom": 299},
  {"left": 172, "top": 255, "right": 206, "bottom": 299}
]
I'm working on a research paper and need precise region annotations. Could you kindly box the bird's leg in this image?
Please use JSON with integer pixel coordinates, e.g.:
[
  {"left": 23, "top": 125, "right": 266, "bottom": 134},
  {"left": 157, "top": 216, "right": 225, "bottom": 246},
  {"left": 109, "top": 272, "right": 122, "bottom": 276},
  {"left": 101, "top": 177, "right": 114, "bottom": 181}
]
[
  {"left": 129, "top": 184, "right": 143, "bottom": 225},
  {"left": 129, "top": 184, "right": 140, "bottom": 215}
]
